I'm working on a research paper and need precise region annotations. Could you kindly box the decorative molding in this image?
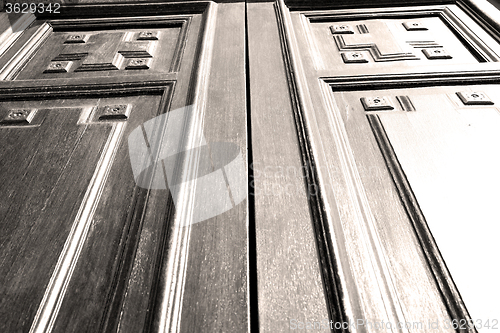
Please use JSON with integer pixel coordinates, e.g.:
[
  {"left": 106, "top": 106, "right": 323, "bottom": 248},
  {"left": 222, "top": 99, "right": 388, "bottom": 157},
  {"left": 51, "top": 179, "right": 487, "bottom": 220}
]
[
  {"left": 143, "top": 3, "right": 218, "bottom": 333},
  {"left": 403, "top": 21, "right": 428, "bottom": 30},
  {"left": 323, "top": 70, "right": 500, "bottom": 91},
  {"left": 64, "top": 34, "right": 89, "bottom": 44},
  {"left": 0, "top": 23, "right": 53, "bottom": 80},
  {"left": 407, "top": 40, "right": 441, "bottom": 48},
  {"left": 46, "top": 16, "right": 193, "bottom": 74},
  {"left": 330, "top": 24, "right": 355, "bottom": 34},
  {"left": 361, "top": 96, "right": 395, "bottom": 110},
  {"left": 35, "top": 1, "right": 210, "bottom": 19},
  {"left": 356, "top": 23, "right": 369, "bottom": 34},
  {"left": 1, "top": 10, "right": 194, "bottom": 80},
  {"left": 125, "top": 58, "right": 152, "bottom": 70},
  {"left": 0, "top": 79, "right": 175, "bottom": 100},
  {"left": 334, "top": 35, "right": 419, "bottom": 62},
  {"left": 0, "top": 82, "right": 176, "bottom": 333},
  {"left": 396, "top": 95, "right": 416, "bottom": 111},
  {"left": 318, "top": 80, "right": 410, "bottom": 332},
  {"left": 341, "top": 51, "right": 369, "bottom": 63},
  {"left": 44, "top": 61, "right": 73, "bottom": 73},
  {"left": 276, "top": 0, "right": 349, "bottom": 328},
  {"left": 422, "top": 47, "right": 452, "bottom": 59},
  {"left": 358, "top": 95, "right": 416, "bottom": 112},
  {"left": 96, "top": 104, "right": 131, "bottom": 120},
  {"left": 137, "top": 31, "right": 160, "bottom": 40},
  {"left": 29, "top": 117, "right": 127, "bottom": 333},
  {"left": 50, "top": 37, "right": 157, "bottom": 73}
]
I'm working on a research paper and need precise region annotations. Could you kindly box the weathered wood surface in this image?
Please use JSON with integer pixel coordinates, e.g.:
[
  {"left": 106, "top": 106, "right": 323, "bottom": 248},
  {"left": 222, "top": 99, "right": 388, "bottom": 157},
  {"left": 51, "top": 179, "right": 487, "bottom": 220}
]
[
  {"left": 248, "top": 1, "right": 332, "bottom": 331},
  {"left": 1, "top": 0, "right": 500, "bottom": 332},
  {"left": 0, "top": 2, "right": 249, "bottom": 333}
]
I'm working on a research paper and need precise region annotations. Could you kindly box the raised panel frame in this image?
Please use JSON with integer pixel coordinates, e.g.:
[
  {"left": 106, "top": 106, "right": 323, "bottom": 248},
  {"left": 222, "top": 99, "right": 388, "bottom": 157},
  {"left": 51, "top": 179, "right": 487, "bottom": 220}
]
[
  {"left": 274, "top": 0, "right": 500, "bottom": 331},
  {"left": 0, "top": 2, "right": 251, "bottom": 333}
]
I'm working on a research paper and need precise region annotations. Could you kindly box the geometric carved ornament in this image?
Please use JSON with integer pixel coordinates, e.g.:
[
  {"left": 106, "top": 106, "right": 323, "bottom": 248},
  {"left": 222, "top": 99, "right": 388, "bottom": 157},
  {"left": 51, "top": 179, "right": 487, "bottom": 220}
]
[
  {"left": 44, "top": 31, "right": 159, "bottom": 73},
  {"left": 331, "top": 21, "right": 452, "bottom": 63}
]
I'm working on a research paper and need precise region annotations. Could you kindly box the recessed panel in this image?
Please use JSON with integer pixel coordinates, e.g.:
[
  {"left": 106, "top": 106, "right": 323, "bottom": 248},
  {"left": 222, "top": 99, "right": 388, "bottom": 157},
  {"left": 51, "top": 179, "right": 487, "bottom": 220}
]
[
  {"left": 0, "top": 93, "right": 166, "bottom": 332},
  {"left": 15, "top": 25, "right": 184, "bottom": 80},
  {"left": 332, "top": 85, "right": 500, "bottom": 330},
  {"left": 301, "top": 6, "right": 500, "bottom": 76}
]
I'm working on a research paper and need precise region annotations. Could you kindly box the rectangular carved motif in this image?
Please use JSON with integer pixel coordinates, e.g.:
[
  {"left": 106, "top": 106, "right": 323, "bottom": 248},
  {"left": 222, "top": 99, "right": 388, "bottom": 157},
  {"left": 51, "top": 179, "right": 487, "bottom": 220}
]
[
  {"left": 300, "top": 6, "right": 500, "bottom": 76},
  {"left": 15, "top": 24, "right": 185, "bottom": 80}
]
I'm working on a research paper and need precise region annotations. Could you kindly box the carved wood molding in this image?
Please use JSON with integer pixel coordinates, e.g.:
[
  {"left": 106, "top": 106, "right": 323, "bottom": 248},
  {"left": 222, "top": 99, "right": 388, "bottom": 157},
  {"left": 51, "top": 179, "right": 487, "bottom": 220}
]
[
  {"left": 274, "top": 0, "right": 500, "bottom": 331},
  {"left": 323, "top": 70, "right": 500, "bottom": 90},
  {"left": 0, "top": 12, "right": 194, "bottom": 80},
  {"left": 275, "top": 0, "right": 349, "bottom": 329},
  {"left": 0, "top": 1, "right": 218, "bottom": 332}
]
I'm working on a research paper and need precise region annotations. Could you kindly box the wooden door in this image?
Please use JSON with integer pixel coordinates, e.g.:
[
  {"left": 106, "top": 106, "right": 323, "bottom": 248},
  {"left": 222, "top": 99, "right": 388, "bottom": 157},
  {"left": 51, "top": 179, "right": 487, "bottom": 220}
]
[
  {"left": 0, "top": 2, "right": 247, "bottom": 332},
  {"left": 1, "top": 0, "right": 500, "bottom": 332},
  {"left": 247, "top": 0, "right": 500, "bottom": 331}
]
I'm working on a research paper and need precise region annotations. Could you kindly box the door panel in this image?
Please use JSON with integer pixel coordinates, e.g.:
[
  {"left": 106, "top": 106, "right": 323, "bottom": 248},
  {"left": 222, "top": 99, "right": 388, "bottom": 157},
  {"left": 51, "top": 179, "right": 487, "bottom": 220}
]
[
  {"left": 15, "top": 22, "right": 186, "bottom": 79},
  {"left": 361, "top": 84, "right": 500, "bottom": 325},
  {"left": 274, "top": 0, "right": 500, "bottom": 331},
  {"left": 294, "top": 4, "right": 500, "bottom": 76},
  {"left": 0, "top": 93, "right": 168, "bottom": 333},
  {"left": 0, "top": 2, "right": 248, "bottom": 332},
  {"left": 1, "top": 0, "right": 500, "bottom": 332}
]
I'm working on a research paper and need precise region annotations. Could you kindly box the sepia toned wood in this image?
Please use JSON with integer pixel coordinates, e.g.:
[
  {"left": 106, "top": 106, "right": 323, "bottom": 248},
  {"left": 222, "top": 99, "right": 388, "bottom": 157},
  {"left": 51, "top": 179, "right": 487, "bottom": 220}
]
[
  {"left": 247, "top": 1, "right": 334, "bottom": 332},
  {"left": 364, "top": 84, "right": 500, "bottom": 331},
  {"left": 296, "top": 4, "right": 500, "bottom": 77},
  {"left": 0, "top": 2, "right": 249, "bottom": 333},
  {"left": 274, "top": 0, "right": 500, "bottom": 332},
  {"left": 174, "top": 3, "right": 249, "bottom": 332},
  {"left": 0, "top": 102, "right": 111, "bottom": 332},
  {"left": 0, "top": 12, "right": 35, "bottom": 57},
  {"left": 1, "top": 0, "right": 500, "bottom": 332},
  {"left": 14, "top": 22, "right": 185, "bottom": 79}
]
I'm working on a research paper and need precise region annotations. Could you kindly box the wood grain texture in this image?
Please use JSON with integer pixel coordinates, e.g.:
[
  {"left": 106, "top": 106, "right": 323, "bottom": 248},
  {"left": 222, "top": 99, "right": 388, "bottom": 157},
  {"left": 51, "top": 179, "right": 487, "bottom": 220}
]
[
  {"left": 248, "top": 1, "right": 332, "bottom": 331},
  {"left": 0, "top": 104, "right": 110, "bottom": 332},
  {"left": 176, "top": 3, "right": 248, "bottom": 332},
  {"left": 275, "top": 0, "right": 500, "bottom": 331},
  {"left": 1, "top": 1, "right": 500, "bottom": 332},
  {"left": 49, "top": 95, "right": 167, "bottom": 333},
  {"left": 367, "top": 113, "right": 476, "bottom": 333},
  {"left": 0, "top": 2, "right": 241, "bottom": 332},
  {"left": 15, "top": 20, "right": 187, "bottom": 80},
  {"left": 299, "top": 4, "right": 500, "bottom": 78}
]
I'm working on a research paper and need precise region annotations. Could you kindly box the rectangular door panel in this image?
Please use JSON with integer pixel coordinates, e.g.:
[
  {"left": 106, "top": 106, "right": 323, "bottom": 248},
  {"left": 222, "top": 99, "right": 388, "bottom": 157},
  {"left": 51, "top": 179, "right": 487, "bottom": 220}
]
[
  {"left": 276, "top": 0, "right": 500, "bottom": 331},
  {"left": 0, "top": 92, "right": 170, "bottom": 333},
  {"left": 361, "top": 85, "right": 499, "bottom": 329},
  {"left": 327, "top": 83, "right": 500, "bottom": 331}
]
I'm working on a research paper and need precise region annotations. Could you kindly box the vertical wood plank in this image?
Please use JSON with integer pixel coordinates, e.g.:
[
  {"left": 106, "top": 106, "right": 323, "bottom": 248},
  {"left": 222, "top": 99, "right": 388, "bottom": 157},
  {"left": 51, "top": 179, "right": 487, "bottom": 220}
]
[
  {"left": 177, "top": 2, "right": 249, "bottom": 332},
  {"left": 247, "top": 1, "right": 331, "bottom": 331}
]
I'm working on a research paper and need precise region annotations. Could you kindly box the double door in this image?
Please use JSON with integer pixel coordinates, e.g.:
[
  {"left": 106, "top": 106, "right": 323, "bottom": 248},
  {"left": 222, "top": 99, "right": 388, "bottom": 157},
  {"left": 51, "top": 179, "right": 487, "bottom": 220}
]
[{"left": 0, "top": 0, "right": 498, "bottom": 332}]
